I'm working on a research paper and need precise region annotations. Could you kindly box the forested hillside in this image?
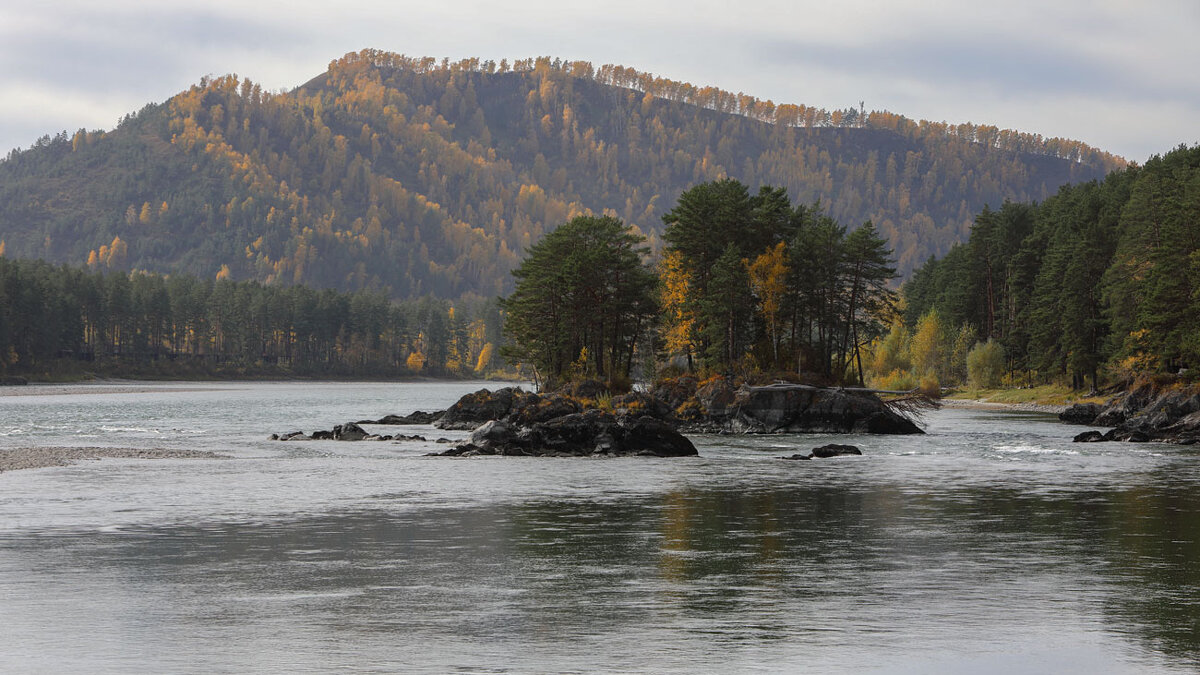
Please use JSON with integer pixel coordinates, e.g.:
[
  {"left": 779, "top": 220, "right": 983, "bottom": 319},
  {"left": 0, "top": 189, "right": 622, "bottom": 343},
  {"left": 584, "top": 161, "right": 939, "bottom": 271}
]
[
  {"left": 0, "top": 50, "right": 1122, "bottom": 299},
  {"left": 898, "top": 144, "right": 1200, "bottom": 389}
]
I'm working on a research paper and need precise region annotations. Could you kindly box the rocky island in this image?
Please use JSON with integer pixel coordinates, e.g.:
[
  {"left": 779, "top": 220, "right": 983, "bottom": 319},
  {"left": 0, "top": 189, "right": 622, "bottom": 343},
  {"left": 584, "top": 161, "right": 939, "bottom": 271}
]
[{"left": 271, "top": 376, "right": 926, "bottom": 458}]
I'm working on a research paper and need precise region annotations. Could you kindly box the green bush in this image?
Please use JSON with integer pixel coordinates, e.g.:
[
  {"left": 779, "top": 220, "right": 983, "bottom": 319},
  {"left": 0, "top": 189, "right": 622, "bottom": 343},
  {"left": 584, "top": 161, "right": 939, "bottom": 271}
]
[{"left": 966, "top": 340, "right": 1005, "bottom": 389}]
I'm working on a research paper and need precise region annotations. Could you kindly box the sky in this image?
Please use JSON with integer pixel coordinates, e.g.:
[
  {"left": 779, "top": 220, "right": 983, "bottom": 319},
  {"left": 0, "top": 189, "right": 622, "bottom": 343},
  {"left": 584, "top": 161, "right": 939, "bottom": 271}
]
[{"left": 1, "top": 0, "right": 1197, "bottom": 163}]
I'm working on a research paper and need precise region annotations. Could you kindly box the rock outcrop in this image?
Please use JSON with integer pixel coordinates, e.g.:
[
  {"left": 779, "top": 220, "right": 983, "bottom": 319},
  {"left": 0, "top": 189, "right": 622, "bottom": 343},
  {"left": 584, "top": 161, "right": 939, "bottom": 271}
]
[
  {"left": 358, "top": 411, "right": 443, "bottom": 425},
  {"left": 1059, "top": 403, "right": 1102, "bottom": 425},
  {"left": 433, "top": 409, "right": 698, "bottom": 458},
  {"left": 1070, "top": 380, "right": 1200, "bottom": 444},
  {"left": 666, "top": 382, "right": 923, "bottom": 435},
  {"left": 434, "top": 387, "right": 543, "bottom": 430}
]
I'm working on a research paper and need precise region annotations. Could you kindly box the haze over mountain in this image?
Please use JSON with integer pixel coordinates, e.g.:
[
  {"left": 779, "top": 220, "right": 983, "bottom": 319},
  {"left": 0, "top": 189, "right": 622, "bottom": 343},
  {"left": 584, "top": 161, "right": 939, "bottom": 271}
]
[{"left": 0, "top": 50, "right": 1122, "bottom": 300}]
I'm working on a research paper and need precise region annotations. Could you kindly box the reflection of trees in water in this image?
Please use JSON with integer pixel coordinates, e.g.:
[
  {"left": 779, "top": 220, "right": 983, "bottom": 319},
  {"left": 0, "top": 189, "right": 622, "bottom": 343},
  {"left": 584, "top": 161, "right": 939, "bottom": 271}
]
[
  {"left": 58, "top": 475, "right": 1200, "bottom": 664},
  {"left": 1100, "top": 476, "right": 1200, "bottom": 667}
]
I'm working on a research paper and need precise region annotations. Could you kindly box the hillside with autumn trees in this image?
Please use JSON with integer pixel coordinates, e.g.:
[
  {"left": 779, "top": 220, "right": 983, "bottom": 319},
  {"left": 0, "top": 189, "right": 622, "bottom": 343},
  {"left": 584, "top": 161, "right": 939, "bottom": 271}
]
[{"left": 0, "top": 50, "right": 1121, "bottom": 300}]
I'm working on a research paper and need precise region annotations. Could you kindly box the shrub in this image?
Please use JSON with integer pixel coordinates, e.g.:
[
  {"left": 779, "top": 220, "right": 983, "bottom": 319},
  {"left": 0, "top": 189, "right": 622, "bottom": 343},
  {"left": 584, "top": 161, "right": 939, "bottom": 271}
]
[
  {"left": 966, "top": 340, "right": 1005, "bottom": 389},
  {"left": 874, "top": 369, "right": 917, "bottom": 392},
  {"left": 918, "top": 372, "right": 941, "bottom": 398}
]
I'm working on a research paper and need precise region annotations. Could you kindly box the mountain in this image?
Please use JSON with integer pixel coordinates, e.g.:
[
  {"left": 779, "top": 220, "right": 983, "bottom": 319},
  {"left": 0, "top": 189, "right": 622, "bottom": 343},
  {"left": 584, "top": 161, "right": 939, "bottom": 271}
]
[{"left": 0, "top": 50, "right": 1123, "bottom": 299}]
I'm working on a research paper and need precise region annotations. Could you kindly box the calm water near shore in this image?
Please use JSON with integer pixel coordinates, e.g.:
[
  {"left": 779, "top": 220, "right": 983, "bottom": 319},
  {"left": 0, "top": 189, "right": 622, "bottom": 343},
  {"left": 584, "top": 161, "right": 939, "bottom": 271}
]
[{"left": 2, "top": 381, "right": 1199, "bottom": 673}]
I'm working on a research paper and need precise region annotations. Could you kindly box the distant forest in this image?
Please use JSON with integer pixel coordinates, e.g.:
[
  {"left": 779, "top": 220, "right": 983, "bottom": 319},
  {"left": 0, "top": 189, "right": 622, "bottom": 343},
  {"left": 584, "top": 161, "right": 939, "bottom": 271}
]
[
  {"left": 0, "top": 50, "right": 1120, "bottom": 302},
  {"left": 0, "top": 258, "right": 502, "bottom": 379}
]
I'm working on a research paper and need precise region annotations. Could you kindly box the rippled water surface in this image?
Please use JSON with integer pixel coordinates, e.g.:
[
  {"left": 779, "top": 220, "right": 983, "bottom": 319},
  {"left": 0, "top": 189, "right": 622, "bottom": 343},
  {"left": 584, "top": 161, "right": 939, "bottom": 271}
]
[{"left": 3, "top": 381, "right": 1200, "bottom": 673}]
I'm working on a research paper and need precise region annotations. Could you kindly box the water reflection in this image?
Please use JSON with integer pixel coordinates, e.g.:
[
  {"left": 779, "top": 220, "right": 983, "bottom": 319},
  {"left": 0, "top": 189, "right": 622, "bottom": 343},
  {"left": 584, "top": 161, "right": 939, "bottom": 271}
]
[{"left": 5, "top": 476, "right": 1199, "bottom": 672}]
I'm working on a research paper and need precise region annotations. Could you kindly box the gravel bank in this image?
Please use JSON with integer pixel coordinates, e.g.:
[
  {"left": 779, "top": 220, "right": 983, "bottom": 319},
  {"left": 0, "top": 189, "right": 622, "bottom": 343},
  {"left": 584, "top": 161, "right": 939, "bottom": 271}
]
[
  {"left": 940, "top": 399, "right": 1068, "bottom": 414},
  {"left": 0, "top": 447, "right": 227, "bottom": 473}
]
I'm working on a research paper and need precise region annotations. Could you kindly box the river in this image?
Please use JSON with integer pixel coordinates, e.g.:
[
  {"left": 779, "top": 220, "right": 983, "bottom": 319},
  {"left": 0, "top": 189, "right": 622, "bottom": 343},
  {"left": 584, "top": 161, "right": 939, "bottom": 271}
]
[{"left": 1, "top": 380, "right": 1198, "bottom": 673}]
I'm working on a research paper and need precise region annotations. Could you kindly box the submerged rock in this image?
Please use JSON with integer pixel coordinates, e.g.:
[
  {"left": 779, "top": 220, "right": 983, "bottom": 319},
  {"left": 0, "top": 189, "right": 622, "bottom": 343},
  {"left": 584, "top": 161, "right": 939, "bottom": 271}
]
[{"left": 1072, "top": 430, "right": 1106, "bottom": 443}]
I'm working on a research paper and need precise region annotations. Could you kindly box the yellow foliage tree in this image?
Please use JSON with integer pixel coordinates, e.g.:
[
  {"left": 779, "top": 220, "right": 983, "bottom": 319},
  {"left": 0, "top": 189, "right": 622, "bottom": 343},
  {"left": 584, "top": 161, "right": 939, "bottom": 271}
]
[
  {"left": 406, "top": 351, "right": 426, "bottom": 372},
  {"left": 746, "top": 242, "right": 789, "bottom": 365},
  {"left": 910, "top": 309, "right": 944, "bottom": 379},
  {"left": 475, "top": 342, "right": 494, "bottom": 373},
  {"left": 659, "top": 249, "right": 697, "bottom": 368}
]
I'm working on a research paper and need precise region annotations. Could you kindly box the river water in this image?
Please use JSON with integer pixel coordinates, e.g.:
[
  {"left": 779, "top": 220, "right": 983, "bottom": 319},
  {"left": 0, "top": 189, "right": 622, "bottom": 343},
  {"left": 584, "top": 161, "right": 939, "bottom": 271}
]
[{"left": 2, "top": 381, "right": 1199, "bottom": 673}]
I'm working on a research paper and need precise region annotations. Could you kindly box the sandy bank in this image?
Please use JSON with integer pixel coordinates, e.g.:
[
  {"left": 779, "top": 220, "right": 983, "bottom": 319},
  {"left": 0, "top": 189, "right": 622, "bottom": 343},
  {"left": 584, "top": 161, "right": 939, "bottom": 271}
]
[
  {"left": 0, "top": 447, "right": 227, "bottom": 473},
  {"left": 0, "top": 381, "right": 241, "bottom": 397}
]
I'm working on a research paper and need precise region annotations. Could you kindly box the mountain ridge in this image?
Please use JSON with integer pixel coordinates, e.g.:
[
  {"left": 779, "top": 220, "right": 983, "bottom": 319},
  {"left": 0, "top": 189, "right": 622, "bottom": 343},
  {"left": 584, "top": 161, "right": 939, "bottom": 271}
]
[{"left": 0, "top": 50, "right": 1123, "bottom": 299}]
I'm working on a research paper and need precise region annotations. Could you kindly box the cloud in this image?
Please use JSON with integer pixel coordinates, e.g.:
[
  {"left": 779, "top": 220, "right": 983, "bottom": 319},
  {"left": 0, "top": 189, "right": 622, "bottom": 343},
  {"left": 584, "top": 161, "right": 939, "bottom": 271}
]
[{"left": 0, "top": 0, "right": 1197, "bottom": 160}]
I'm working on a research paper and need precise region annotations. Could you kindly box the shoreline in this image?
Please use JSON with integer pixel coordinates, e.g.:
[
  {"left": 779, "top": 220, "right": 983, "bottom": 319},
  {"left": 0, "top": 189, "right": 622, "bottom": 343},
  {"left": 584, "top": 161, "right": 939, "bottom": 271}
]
[
  {"left": 0, "top": 447, "right": 228, "bottom": 473},
  {"left": 0, "top": 377, "right": 513, "bottom": 397},
  {"left": 940, "top": 398, "right": 1068, "bottom": 414}
]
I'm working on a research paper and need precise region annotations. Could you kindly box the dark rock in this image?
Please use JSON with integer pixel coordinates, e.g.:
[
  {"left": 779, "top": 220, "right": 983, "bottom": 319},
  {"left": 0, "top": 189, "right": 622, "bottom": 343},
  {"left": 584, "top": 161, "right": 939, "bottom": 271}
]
[
  {"left": 360, "top": 411, "right": 443, "bottom": 425},
  {"left": 810, "top": 443, "right": 862, "bottom": 458},
  {"left": 695, "top": 378, "right": 738, "bottom": 420},
  {"left": 778, "top": 453, "right": 812, "bottom": 460},
  {"left": 611, "top": 391, "right": 674, "bottom": 421},
  {"left": 619, "top": 415, "right": 699, "bottom": 457},
  {"left": 1073, "top": 430, "right": 1106, "bottom": 442},
  {"left": 1093, "top": 383, "right": 1157, "bottom": 427},
  {"left": 332, "top": 422, "right": 367, "bottom": 441},
  {"left": 558, "top": 379, "right": 609, "bottom": 400},
  {"left": 271, "top": 432, "right": 304, "bottom": 441},
  {"left": 507, "top": 395, "right": 583, "bottom": 426},
  {"left": 469, "top": 420, "right": 515, "bottom": 447},
  {"left": 715, "top": 385, "right": 922, "bottom": 435},
  {"left": 435, "top": 387, "right": 540, "bottom": 429},
  {"left": 1086, "top": 384, "right": 1200, "bottom": 444},
  {"left": 653, "top": 376, "right": 699, "bottom": 412},
  {"left": 1059, "top": 403, "right": 1102, "bottom": 425},
  {"left": 311, "top": 430, "right": 333, "bottom": 440},
  {"left": 433, "top": 409, "right": 698, "bottom": 458},
  {"left": 1103, "top": 428, "right": 1151, "bottom": 442}
]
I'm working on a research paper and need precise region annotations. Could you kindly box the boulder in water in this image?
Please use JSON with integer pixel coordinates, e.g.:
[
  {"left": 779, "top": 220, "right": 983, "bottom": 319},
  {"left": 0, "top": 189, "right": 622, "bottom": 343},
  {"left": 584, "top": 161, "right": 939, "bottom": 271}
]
[{"left": 810, "top": 443, "right": 863, "bottom": 458}]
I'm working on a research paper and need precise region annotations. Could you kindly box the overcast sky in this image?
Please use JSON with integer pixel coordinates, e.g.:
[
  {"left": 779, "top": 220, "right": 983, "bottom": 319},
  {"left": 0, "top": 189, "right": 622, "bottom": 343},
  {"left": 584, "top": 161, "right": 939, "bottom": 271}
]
[{"left": 1, "top": 0, "right": 1197, "bottom": 163}]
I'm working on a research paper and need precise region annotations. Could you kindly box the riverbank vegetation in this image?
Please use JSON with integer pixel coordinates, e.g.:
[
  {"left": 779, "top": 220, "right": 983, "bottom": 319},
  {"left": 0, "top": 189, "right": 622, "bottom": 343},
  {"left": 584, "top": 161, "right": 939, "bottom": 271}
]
[{"left": 873, "top": 144, "right": 1200, "bottom": 394}]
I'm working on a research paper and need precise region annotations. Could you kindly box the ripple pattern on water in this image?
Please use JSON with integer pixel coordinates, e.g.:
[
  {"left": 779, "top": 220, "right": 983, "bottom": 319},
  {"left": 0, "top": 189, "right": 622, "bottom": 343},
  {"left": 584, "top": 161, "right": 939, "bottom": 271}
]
[{"left": 1, "top": 384, "right": 1198, "bottom": 673}]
